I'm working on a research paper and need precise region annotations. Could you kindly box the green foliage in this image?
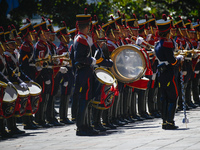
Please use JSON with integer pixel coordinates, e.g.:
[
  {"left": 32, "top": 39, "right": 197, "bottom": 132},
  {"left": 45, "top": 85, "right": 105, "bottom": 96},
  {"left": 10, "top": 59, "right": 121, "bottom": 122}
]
[{"left": 0, "top": 0, "right": 200, "bottom": 31}]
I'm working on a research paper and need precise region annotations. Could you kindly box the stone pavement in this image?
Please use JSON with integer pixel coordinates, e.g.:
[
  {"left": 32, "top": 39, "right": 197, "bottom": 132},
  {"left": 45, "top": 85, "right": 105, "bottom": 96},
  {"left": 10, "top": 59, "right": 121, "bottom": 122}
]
[{"left": 1, "top": 107, "right": 200, "bottom": 150}]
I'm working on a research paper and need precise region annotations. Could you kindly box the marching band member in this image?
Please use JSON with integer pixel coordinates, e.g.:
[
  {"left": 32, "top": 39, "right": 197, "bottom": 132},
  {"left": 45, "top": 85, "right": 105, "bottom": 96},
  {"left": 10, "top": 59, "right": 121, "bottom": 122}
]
[
  {"left": 192, "top": 21, "right": 200, "bottom": 106},
  {"left": 19, "top": 19, "right": 39, "bottom": 129},
  {"left": 0, "top": 27, "right": 13, "bottom": 138},
  {"left": 146, "top": 14, "right": 161, "bottom": 118},
  {"left": 126, "top": 14, "right": 144, "bottom": 121},
  {"left": 46, "top": 19, "right": 64, "bottom": 126},
  {"left": 155, "top": 14, "right": 183, "bottom": 129},
  {"left": 33, "top": 17, "right": 53, "bottom": 128},
  {"left": 90, "top": 15, "right": 113, "bottom": 132},
  {"left": 74, "top": 9, "right": 98, "bottom": 136},
  {"left": 136, "top": 15, "right": 154, "bottom": 119},
  {"left": 175, "top": 17, "right": 194, "bottom": 110},
  {"left": 56, "top": 22, "right": 74, "bottom": 124},
  {"left": 102, "top": 18, "right": 126, "bottom": 128},
  {"left": 4, "top": 26, "right": 28, "bottom": 135}
]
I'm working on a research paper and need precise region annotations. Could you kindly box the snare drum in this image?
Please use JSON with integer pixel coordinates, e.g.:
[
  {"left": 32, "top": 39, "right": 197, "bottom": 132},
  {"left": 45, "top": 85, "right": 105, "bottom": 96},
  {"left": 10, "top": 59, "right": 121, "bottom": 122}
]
[
  {"left": 26, "top": 82, "right": 42, "bottom": 115},
  {"left": 91, "top": 67, "right": 118, "bottom": 110},
  {"left": 13, "top": 83, "right": 30, "bottom": 117},
  {"left": 1, "top": 83, "right": 18, "bottom": 118}
]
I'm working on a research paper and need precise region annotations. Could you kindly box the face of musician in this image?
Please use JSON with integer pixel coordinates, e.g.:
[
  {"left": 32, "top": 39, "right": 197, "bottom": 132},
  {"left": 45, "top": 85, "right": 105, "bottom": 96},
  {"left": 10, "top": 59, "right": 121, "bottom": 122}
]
[
  {"left": 48, "top": 34, "right": 56, "bottom": 42},
  {"left": 44, "top": 31, "right": 50, "bottom": 41},
  {"left": 153, "top": 28, "right": 158, "bottom": 35},
  {"left": 132, "top": 29, "right": 139, "bottom": 37},
  {"left": 181, "top": 29, "right": 187, "bottom": 37},
  {"left": 189, "top": 32, "right": 195, "bottom": 39},
  {"left": 7, "top": 42, "right": 16, "bottom": 51},
  {"left": 114, "top": 31, "right": 120, "bottom": 40},
  {"left": 15, "top": 38, "right": 22, "bottom": 47},
  {"left": 170, "top": 28, "right": 176, "bottom": 37}
]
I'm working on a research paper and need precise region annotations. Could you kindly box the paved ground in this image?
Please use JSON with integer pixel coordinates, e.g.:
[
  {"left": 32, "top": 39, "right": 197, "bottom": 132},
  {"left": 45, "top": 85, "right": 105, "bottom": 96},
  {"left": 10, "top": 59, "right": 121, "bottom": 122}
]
[{"left": 1, "top": 107, "right": 200, "bottom": 150}]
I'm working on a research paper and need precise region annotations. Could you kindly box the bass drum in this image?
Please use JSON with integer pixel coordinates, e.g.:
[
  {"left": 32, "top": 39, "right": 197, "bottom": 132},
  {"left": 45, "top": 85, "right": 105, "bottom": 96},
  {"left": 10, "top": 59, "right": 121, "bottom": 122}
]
[
  {"left": 110, "top": 45, "right": 147, "bottom": 83},
  {"left": 13, "top": 83, "right": 30, "bottom": 117},
  {"left": 26, "top": 82, "right": 42, "bottom": 115},
  {"left": 1, "top": 81, "right": 18, "bottom": 118},
  {"left": 91, "top": 67, "right": 118, "bottom": 110}
]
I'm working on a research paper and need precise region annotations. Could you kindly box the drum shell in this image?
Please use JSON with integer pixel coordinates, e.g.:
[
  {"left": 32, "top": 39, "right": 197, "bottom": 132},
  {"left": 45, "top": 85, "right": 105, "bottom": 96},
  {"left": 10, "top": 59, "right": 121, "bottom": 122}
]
[
  {"left": 13, "top": 84, "right": 29, "bottom": 117},
  {"left": 1, "top": 85, "right": 18, "bottom": 118},
  {"left": 25, "top": 82, "right": 42, "bottom": 115},
  {"left": 126, "top": 77, "right": 149, "bottom": 90},
  {"left": 91, "top": 68, "right": 117, "bottom": 110}
]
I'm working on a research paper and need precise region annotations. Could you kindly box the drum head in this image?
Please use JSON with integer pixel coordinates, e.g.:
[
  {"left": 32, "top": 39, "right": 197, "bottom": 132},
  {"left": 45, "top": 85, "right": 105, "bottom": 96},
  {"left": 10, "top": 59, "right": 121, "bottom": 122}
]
[
  {"left": 3, "top": 86, "right": 18, "bottom": 103},
  {"left": 14, "top": 84, "right": 29, "bottom": 97},
  {"left": 95, "top": 67, "right": 115, "bottom": 86},
  {"left": 110, "top": 45, "right": 146, "bottom": 83},
  {"left": 26, "top": 82, "right": 42, "bottom": 96}
]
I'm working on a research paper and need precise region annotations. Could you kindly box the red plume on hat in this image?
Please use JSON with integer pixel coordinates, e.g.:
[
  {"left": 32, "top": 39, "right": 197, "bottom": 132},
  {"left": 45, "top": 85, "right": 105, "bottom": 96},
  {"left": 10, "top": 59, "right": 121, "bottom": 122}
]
[
  {"left": 117, "top": 11, "right": 121, "bottom": 17},
  {"left": 8, "top": 25, "right": 12, "bottom": 31},
  {"left": 187, "top": 19, "right": 191, "bottom": 23},
  {"left": 48, "top": 19, "right": 52, "bottom": 24},
  {"left": 133, "top": 14, "right": 137, "bottom": 19},
  {"left": 94, "top": 15, "right": 98, "bottom": 21},
  {"left": 41, "top": 16, "right": 46, "bottom": 22},
  {"left": 168, "top": 15, "right": 172, "bottom": 20},
  {"left": 123, "top": 14, "right": 126, "bottom": 19},
  {"left": 84, "top": 8, "right": 88, "bottom": 15},
  {"left": 26, "top": 18, "right": 31, "bottom": 23},
  {"left": 145, "top": 14, "right": 148, "bottom": 21},
  {"left": 0, "top": 26, "right": 4, "bottom": 32},
  {"left": 111, "top": 15, "right": 115, "bottom": 21},
  {"left": 11, "top": 24, "right": 16, "bottom": 29},
  {"left": 62, "top": 21, "right": 67, "bottom": 27},
  {"left": 152, "top": 13, "right": 155, "bottom": 19},
  {"left": 162, "top": 14, "right": 167, "bottom": 21}
]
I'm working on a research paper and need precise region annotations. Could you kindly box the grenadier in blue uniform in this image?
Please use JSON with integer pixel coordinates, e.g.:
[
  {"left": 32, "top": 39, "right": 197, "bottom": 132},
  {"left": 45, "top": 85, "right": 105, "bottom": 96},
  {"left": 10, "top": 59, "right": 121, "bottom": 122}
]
[
  {"left": 74, "top": 9, "right": 98, "bottom": 136},
  {"left": 155, "top": 14, "right": 183, "bottom": 129},
  {"left": 56, "top": 22, "right": 74, "bottom": 125},
  {"left": 19, "top": 18, "right": 39, "bottom": 129},
  {"left": 33, "top": 17, "right": 53, "bottom": 128}
]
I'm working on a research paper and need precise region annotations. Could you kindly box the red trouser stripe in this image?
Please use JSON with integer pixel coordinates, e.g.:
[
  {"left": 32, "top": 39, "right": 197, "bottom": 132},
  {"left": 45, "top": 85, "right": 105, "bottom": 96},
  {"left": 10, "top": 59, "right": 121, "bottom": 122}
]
[
  {"left": 172, "top": 75, "right": 178, "bottom": 98},
  {"left": 86, "top": 78, "right": 90, "bottom": 100}
]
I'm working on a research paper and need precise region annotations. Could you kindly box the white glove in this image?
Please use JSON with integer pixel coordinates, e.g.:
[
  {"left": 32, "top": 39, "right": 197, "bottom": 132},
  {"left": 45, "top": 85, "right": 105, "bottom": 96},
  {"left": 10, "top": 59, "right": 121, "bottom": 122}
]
[
  {"left": 20, "top": 82, "right": 28, "bottom": 89},
  {"left": 7, "top": 82, "right": 14, "bottom": 87},
  {"left": 136, "top": 37, "right": 144, "bottom": 45},
  {"left": 36, "top": 66, "right": 42, "bottom": 71},
  {"left": 45, "top": 80, "right": 51, "bottom": 85},
  {"left": 91, "top": 57, "right": 96, "bottom": 66},
  {"left": 87, "top": 36, "right": 93, "bottom": 47},
  {"left": 63, "top": 82, "right": 68, "bottom": 87},
  {"left": 54, "top": 58, "right": 60, "bottom": 65},
  {"left": 176, "top": 55, "right": 184, "bottom": 61},
  {"left": 182, "top": 71, "right": 187, "bottom": 76},
  {"left": 59, "top": 67, "right": 68, "bottom": 74}
]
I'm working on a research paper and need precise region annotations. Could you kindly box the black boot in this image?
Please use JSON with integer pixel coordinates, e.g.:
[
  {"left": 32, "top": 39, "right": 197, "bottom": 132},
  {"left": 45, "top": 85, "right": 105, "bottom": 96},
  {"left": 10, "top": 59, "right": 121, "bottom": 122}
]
[
  {"left": 165, "top": 121, "right": 178, "bottom": 130},
  {"left": 23, "top": 115, "right": 38, "bottom": 130},
  {"left": 0, "top": 119, "right": 12, "bottom": 138},
  {"left": 165, "top": 102, "right": 178, "bottom": 130},
  {"left": 7, "top": 117, "right": 25, "bottom": 135}
]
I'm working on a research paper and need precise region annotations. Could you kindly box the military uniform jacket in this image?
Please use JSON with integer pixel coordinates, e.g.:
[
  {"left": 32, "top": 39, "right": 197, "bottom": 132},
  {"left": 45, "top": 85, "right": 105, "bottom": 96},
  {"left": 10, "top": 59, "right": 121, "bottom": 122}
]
[
  {"left": 155, "top": 37, "right": 179, "bottom": 86},
  {"left": 19, "top": 38, "right": 35, "bottom": 80}
]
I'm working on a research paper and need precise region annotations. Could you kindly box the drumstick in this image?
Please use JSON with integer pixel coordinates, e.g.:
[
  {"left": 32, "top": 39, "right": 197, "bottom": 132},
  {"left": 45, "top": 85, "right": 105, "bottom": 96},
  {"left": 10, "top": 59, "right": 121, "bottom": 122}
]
[{"left": 94, "top": 49, "right": 99, "bottom": 58}]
